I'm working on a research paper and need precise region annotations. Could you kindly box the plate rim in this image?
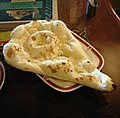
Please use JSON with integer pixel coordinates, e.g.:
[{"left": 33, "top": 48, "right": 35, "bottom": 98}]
[
  {"left": 72, "top": 32, "right": 104, "bottom": 70},
  {"left": 37, "top": 74, "right": 83, "bottom": 92},
  {"left": 0, "top": 61, "right": 5, "bottom": 90}
]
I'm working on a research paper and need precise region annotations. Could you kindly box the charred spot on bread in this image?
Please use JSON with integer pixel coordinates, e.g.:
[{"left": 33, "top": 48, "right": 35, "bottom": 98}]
[
  {"left": 27, "top": 60, "right": 30, "bottom": 62},
  {"left": 79, "top": 77, "right": 83, "bottom": 80},
  {"left": 87, "top": 61, "right": 90, "bottom": 63},
  {"left": 7, "top": 47, "right": 15, "bottom": 58},
  {"left": 31, "top": 36, "right": 36, "bottom": 41},
  {"left": 62, "top": 62, "right": 66, "bottom": 65},
  {"left": 75, "top": 78, "right": 79, "bottom": 81},
  {"left": 48, "top": 65, "right": 57, "bottom": 73}
]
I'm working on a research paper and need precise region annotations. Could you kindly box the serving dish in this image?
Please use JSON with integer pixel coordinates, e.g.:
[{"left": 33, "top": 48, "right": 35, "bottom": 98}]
[{"left": 37, "top": 32, "right": 104, "bottom": 92}]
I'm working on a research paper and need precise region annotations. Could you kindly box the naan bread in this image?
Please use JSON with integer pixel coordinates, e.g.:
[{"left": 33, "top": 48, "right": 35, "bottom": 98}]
[{"left": 3, "top": 20, "right": 116, "bottom": 92}]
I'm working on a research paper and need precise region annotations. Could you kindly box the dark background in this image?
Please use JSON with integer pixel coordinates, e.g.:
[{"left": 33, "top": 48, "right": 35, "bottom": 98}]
[{"left": 109, "top": 0, "right": 120, "bottom": 17}]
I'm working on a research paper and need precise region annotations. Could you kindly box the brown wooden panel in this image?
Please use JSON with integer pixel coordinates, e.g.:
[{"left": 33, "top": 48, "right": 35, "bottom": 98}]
[{"left": 58, "top": 0, "right": 120, "bottom": 116}]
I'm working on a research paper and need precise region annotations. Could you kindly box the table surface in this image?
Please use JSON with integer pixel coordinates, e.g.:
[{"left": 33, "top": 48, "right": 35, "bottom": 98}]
[
  {"left": 0, "top": 0, "right": 120, "bottom": 118},
  {"left": 58, "top": 0, "right": 120, "bottom": 117}
]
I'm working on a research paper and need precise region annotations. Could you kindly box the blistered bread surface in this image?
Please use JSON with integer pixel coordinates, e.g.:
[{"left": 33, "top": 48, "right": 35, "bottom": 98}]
[{"left": 3, "top": 20, "right": 115, "bottom": 92}]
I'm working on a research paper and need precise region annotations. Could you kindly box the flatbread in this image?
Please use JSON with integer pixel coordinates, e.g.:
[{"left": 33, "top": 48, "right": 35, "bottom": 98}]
[{"left": 3, "top": 20, "right": 116, "bottom": 92}]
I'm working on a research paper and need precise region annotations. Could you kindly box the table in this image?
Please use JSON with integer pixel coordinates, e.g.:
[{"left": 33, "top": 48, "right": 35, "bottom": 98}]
[
  {"left": 58, "top": 0, "right": 120, "bottom": 117},
  {"left": 0, "top": 0, "right": 120, "bottom": 117}
]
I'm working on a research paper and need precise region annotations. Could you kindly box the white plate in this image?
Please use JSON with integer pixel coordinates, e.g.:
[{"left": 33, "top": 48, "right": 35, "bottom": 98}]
[
  {"left": 37, "top": 32, "right": 104, "bottom": 92},
  {"left": 0, "top": 61, "right": 5, "bottom": 90}
]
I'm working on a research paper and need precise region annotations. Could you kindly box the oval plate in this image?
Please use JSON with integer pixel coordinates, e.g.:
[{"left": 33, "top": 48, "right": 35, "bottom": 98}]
[
  {"left": 0, "top": 61, "right": 5, "bottom": 90},
  {"left": 37, "top": 32, "right": 104, "bottom": 92}
]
